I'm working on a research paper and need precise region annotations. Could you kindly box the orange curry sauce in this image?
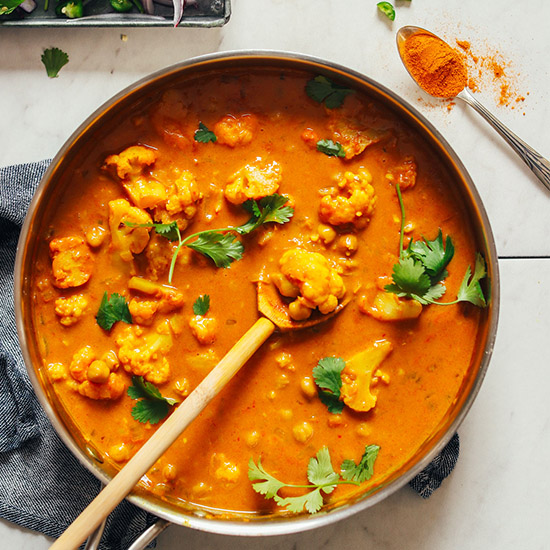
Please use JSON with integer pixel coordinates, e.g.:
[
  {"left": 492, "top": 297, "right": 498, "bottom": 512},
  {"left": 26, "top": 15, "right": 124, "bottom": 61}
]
[{"left": 30, "top": 69, "right": 481, "bottom": 517}]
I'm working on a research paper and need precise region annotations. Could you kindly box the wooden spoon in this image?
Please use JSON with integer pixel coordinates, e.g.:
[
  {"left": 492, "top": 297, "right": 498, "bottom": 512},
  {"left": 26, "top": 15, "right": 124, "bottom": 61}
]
[{"left": 50, "top": 276, "right": 349, "bottom": 550}]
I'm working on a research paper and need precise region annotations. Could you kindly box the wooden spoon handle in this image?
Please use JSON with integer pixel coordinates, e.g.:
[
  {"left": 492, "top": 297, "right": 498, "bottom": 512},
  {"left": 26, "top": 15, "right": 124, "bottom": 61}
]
[{"left": 51, "top": 317, "right": 275, "bottom": 550}]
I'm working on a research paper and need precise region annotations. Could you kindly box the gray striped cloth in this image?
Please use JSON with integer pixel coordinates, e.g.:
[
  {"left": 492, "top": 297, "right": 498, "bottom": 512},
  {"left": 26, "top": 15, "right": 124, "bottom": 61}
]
[{"left": 0, "top": 161, "right": 458, "bottom": 548}]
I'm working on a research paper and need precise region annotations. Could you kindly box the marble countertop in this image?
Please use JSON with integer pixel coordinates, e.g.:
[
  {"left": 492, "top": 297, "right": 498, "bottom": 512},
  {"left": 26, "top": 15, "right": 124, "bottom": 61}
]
[{"left": 1, "top": 0, "right": 549, "bottom": 548}]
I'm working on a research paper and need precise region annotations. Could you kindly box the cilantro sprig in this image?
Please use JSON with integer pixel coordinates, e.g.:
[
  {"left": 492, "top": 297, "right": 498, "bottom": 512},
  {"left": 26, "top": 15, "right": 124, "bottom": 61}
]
[
  {"left": 193, "top": 294, "right": 210, "bottom": 315},
  {"left": 41, "top": 47, "right": 69, "bottom": 79},
  {"left": 95, "top": 292, "right": 132, "bottom": 330},
  {"left": 249, "top": 445, "right": 379, "bottom": 514},
  {"left": 127, "top": 376, "right": 178, "bottom": 425},
  {"left": 312, "top": 357, "right": 345, "bottom": 414},
  {"left": 126, "top": 193, "right": 294, "bottom": 283},
  {"left": 384, "top": 184, "right": 487, "bottom": 307},
  {"left": 316, "top": 139, "right": 346, "bottom": 158},
  {"left": 194, "top": 122, "right": 217, "bottom": 143},
  {"left": 305, "top": 75, "right": 353, "bottom": 109}
]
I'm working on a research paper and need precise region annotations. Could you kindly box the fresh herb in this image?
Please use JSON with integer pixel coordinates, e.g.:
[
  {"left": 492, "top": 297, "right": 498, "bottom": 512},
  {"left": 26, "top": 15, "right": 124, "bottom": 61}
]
[
  {"left": 377, "top": 1, "right": 395, "bottom": 21},
  {"left": 341, "top": 444, "right": 380, "bottom": 482},
  {"left": 194, "top": 122, "right": 217, "bottom": 143},
  {"left": 0, "top": 0, "right": 24, "bottom": 15},
  {"left": 312, "top": 357, "right": 345, "bottom": 414},
  {"left": 305, "top": 75, "right": 353, "bottom": 109},
  {"left": 316, "top": 139, "right": 346, "bottom": 158},
  {"left": 384, "top": 184, "right": 487, "bottom": 307},
  {"left": 127, "top": 376, "right": 178, "bottom": 425},
  {"left": 126, "top": 194, "right": 293, "bottom": 283},
  {"left": 95, "top": 292, "right": 132, "bottom": 330},
  {"left": 249, "top": 446, "right": 379, "bottom": 514},
  {"left": 41, "top": 47, "right": 69, "bottom": 78},
  {"left": 237, "top": 194, "right": 294, "bottom": 235},
  {"left": 110, "top": 0, "right": 143, "bottom": 12},
  {"left": 193, "top": 294, "right": 210, "bottom": 316}
]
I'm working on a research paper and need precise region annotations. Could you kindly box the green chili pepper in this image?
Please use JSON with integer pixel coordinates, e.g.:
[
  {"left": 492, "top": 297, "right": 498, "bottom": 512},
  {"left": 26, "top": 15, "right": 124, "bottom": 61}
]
[
  {"left": 110, "top": 0, "right": 132, "bottom": 12},
  {"left": 55, "top": 0, "right": 82, "bottom": 18},
  {"left": 377, "top": 1, "right": 395, "bottom": 21}
]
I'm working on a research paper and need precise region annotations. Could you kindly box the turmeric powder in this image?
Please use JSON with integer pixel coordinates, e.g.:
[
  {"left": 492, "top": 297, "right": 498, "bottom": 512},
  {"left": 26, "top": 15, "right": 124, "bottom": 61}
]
[{"left": 400, "top": 32, "right": 467, "bottom": 98}]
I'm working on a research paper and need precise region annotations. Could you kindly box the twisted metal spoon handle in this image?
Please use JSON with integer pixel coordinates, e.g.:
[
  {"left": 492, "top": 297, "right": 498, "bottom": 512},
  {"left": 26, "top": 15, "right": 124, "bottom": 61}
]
[{"left": 457, "top": 88, "right": 550, "bottom": 192}]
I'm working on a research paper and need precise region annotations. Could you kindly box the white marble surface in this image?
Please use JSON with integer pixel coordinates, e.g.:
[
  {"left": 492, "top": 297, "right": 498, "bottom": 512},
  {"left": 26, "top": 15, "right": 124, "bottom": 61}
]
[{"left": 1, "top": 0, "right": 550, "bottom": 548}]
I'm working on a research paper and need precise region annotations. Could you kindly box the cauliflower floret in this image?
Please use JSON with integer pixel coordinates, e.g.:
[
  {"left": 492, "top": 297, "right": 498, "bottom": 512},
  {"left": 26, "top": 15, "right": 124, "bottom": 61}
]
[
  {"left": 328, "top": 115, "right": 387, "bottom": 159},
  {"left": 54, "top": 295, "right": 88, "bottom": 326},
  {"left": 115, "top": 320, "right": 173, "bottom": 384},
  {"left": 386, "top": 156, "right": 417, "bottom": 190},
  {"left": 49, "top": 236, "right": 93, "bottom": 289},
  {"left": 68, "top": 346, "right": 124, "bottom": 400},
  {"left": 274, "top": 248, "right": 346, "bottom": 320},
  {"left": 129, "top": 298, "right": 159, "bottom": 326},
  {"left": 152, "top": 170, "right": 202, "bottom": 230},
  {"left": 189, "top": 315, "right": 218, "bottom": 345},
  {"left": 340, "top": 340, "right": 393, "bottom": 412},
  {"left": 104, "top": 145, "right": 158, "bottom": 180},
  {"left": 108, "top": 198, "right": 152, "bottom": 262},
  {"left": 319, "top": 169, "right": 376, "bottom": 229},
  {"left": 210, "top": 453, "right": 240, "bottom": 484},
  {"left": 214, "top": 114, "right": 258, "bottom": 147},
  {"left": 224, "top": 160, "right": 282, "bottom": 205},
  {"left": 128, "top": 277, "right": 185, "bottom": 313},
  {"left": 359, "top": 291, "right": 422, "bottom": 322}
]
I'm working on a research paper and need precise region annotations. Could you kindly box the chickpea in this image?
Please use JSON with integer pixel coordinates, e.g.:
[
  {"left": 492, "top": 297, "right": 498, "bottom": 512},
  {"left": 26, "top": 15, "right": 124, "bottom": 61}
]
[
  {"left": 337, "top": 234, "right": 358, "bottom": 256},
  {"left": 85, "top": 226, "right": 107, "bottom": 248},
  {"left": 101, "top": 350, "right": 119, "bottom": 371},
  {"left": 356, "top": 423, "right": 371, "bottom": 437},
  {"left": 163, "top": 463, "right": 177, "bottom": 482},
  {"left": 280, "top": 409, "right": 293, "bottom": 420},
  {"left": 289, "top": 299, "right": 311, "bottom": 321},
  {"left": 300, "top": 376, "right": 316, "bottom": 399},
  {"left": 317, "top": 224, "right": 336, "bottom": 245},
  {"left": 109, "top": 442, "right": 130, "bottom": 463},
  {"left": 327, "top": 415, "right": 343, "bottom": 428},
  {"left": 246, "top": 431, "right": 260, "bottom": 448},
  {"left": 272, "top": 273, "right": 300, "bottom": 298},
  {"left": 276, "top": 373, "right": 290, "bottom": 389},
  {"left": 87, "top": 360, "right": 110, "bottom": 384},
  {"left": 292, "top": 421, "right": 313, "bottom": 443},
  {"left": 174, "top": 378, "right": 190, "bottom": 397}
]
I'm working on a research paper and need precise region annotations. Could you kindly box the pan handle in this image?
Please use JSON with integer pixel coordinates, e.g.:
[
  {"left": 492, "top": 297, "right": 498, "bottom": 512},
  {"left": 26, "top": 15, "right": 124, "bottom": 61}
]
[{"left": 128, "top": 519, "right": 171, "bottom": 550}]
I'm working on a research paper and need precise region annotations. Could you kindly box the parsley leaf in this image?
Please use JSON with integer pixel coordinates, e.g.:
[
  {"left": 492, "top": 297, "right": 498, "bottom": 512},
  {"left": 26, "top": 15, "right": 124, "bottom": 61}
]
[
  {"left": 377, "top": 1, "right": 395, "bottom": 21},
  {"left": 193, "top": 294, "right": 210, "bottom": 315},
  {"left": 237, "top": 194, "right": 294, "bottom": 235},
  {"left": 456, "top": 254, "right": 487, "bottom": 307},
  {"left": 249, "top": 446, "right": 377, "bottom": 514},
  {"left": 341, "top": 445, "right": 380, "bottom": 483},
  {"left": 317, "top": 139, "right": 346, "bottom": 158},
  {"left": 194, "top": 122, "right": 217, "bottom": 144},
  {"left": 95, "top": 292, "right": 132, "bottom": 330},
  {"left": 128, "top": 376, "right": 177, "bottom": 425},
  {"left": 186, "top": 232, "right": 244, "bottom": 268},
  {"left": 312, "top": 357, "right": 345, "bottom": 414},
  {"left": 305, "top": 75, "right": 353, "bottom": 109},
  {"left": 41, "top": 47, "right": 69, "bottom": 78}
]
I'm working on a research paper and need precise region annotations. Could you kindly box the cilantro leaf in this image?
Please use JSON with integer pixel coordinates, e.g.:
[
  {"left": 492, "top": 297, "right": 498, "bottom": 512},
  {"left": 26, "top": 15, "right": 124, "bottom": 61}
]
[
  {"left": 456, "top": 254, "right": 487, "bottom": 307},
  {"left": 249, "top": 446, "right": 373, "bottom": 514},
  {"left": 237, "top": 194, "right": 294, "bottom": 235},
  {"left": 193, "top": 294, "right": 210, "bottom": 315},
  {"left": 377, "top": 1, "right": 395, "bottom": 21},
  {"left": 317, "top": 139, "right": 346, "bottom": 158},
  {"left": 123, "top": 220, "right": 180, "bottom": 241},
  {"left": 305, "top": 75, "right": 353, "bottom": 109},
  {"left": 307, "top": 447, "right": 339, "bottom": 490},
  {"left": 313, "top": 357, "right": 345, "bottom": 414},
  {"left": 385, "top": 257, "right": 431, "bottom": 298},
  {"left": 0, "top": 0, "right": 24, "bottom": 15},
  {"left": 41, "top": 47, "right": 69, "bottom": 78},
  {"left": 95, "top": 292, "right": 132, "bottom": 330},
  {"left": 407, "top": 230, "right": 455, "bottom": 283},
  {"left": 194, "top": 122, "right": 217, "bottom": 144},
  {"left": 341, "top": 445, "right": 380, "bottom": 483},
  {"left": 127, "top": 376, "right": 177, "bottom": 425},
  {"left": 186, "top": 232, "right": 244, "bottom": 268}
]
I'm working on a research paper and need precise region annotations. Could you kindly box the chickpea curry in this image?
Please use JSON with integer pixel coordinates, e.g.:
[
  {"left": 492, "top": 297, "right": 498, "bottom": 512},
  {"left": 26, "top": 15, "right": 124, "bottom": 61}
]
[{"left": 30, "top": 67, "right": 487, "bottom": 517}]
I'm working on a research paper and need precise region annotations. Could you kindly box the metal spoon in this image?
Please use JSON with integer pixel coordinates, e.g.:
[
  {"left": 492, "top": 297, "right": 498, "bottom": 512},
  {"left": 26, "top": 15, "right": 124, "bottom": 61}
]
[
  {"left": 50, "top": 279, "right": 349, "bottom": 549},
  {"left": 396, "top": 25, "right": 550, "bottom": 192}
]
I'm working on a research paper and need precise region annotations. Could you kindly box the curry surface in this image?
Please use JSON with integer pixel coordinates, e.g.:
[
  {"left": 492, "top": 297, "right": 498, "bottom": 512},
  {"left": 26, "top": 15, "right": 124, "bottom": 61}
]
[{"left": 30, "top": 68, "right": 481, "bottom": 517}]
